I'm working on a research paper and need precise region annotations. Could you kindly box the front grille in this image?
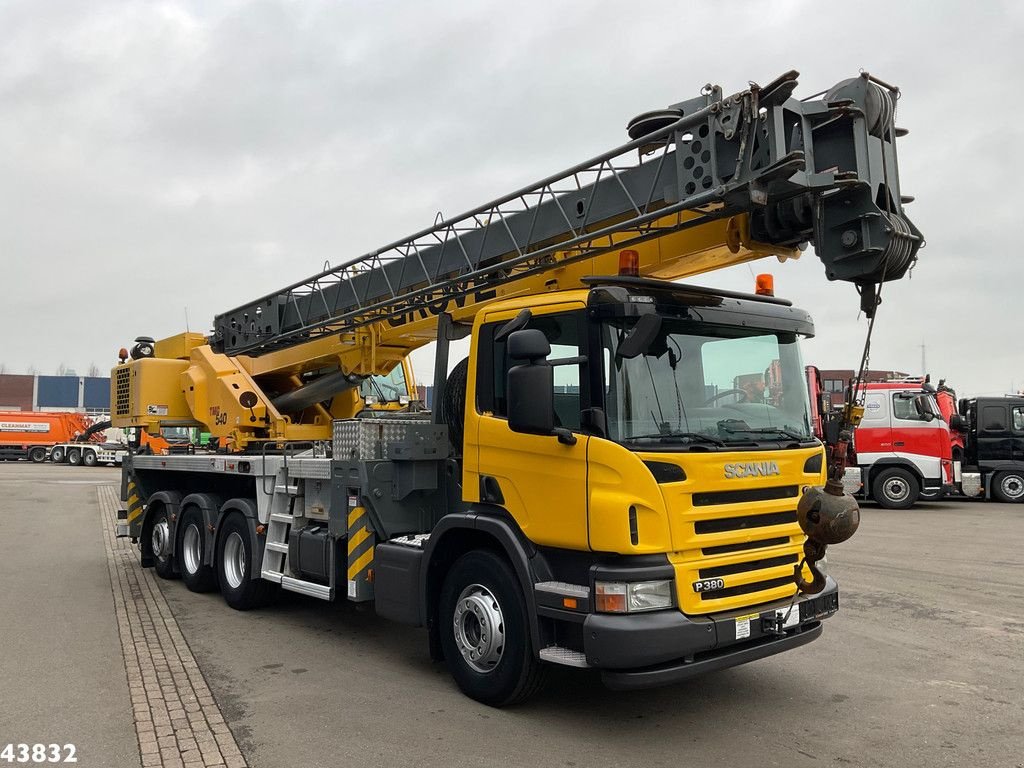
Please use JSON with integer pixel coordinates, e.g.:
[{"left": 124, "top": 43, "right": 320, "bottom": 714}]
[
  {"left": 699, "top": 553, "right": 798, "bottom": 579},
  {"left": 115, "top": 368, "right": 131, "bottom": 417},
  {"left": 698, "top": 575, "right": 794, "bottom": 601},
  {"left": 701, "top": 537, "right": 790, "bottom": 556},
  {"left": 692, "top": 485, "right": 798, "bottom": 507},
  {"left": 694, "top": 510, "right": 797, "bottom": 535}
]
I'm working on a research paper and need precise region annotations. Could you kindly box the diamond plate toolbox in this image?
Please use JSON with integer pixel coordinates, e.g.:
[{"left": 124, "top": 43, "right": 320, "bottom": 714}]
[{"left": 332, "top": 417, "right": 447, "bottom": 461}]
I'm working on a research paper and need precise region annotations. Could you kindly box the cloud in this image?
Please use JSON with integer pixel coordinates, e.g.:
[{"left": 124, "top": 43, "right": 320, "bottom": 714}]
[{"left": 1, "top": 0, "right": 1021, "bottom": 397}]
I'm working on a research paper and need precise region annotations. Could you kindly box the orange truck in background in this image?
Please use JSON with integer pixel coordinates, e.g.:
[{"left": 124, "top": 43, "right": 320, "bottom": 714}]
[{"left": 0, "top": 411, "right": 98, "bottom": 463}]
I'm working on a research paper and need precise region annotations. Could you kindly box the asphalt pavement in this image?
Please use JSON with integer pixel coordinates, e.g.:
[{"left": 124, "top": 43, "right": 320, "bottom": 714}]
[{"left": 1, "top": 462, "right": 1021, "bottom": 768}]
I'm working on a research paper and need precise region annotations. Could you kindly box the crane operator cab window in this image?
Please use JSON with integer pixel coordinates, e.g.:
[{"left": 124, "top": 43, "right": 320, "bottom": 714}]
[
  {"left": 478, "top": 311, "right": 583, "bottom": 431},
  {"left": 360, "top": 364, "right": 409, "bottom": 404}
]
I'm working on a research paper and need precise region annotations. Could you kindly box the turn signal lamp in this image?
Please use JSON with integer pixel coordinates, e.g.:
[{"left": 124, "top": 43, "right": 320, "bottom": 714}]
[
  {"left": 755, "top": 273, "right": 774, "bottom": 296},
  {"left": 618, "top": 249, "right": 640, "bottom": 277},
  {"left": 595, "top": 582, "right": 627, "bottom": 613}
]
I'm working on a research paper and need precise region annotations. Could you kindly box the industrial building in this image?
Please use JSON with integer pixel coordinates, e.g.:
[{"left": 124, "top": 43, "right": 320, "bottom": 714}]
[{"left": 0, "top": 374, "right": 110, "bottom": 415}]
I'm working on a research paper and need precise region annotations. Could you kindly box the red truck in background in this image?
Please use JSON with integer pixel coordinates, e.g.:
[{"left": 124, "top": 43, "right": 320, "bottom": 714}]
[
  {"left": 0, "top": 411, "right": 100, "bottom": 462},
  {"left": 807, "top": 369, "right": 953, "bottom": 508}
]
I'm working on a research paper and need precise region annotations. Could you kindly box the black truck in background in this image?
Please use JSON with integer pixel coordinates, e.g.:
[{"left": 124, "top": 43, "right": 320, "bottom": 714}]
[{"left": 954, "top": 396, "right": 1024, "bottom": 503}]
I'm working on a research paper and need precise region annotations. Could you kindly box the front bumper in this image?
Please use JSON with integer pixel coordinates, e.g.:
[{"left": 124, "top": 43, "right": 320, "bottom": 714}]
[{"left": 583, "top": 577, "right": 839, "bottom": 690}]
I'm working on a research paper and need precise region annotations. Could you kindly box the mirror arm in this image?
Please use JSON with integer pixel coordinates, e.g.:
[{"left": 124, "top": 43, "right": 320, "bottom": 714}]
[{"left": 553, "top": 428, "right": 577, "bottom": 446}]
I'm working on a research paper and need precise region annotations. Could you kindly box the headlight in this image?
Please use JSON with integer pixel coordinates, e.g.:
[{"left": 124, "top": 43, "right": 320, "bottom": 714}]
[{"left": 595, "top": 580, "right": 673, "bottom": 613}]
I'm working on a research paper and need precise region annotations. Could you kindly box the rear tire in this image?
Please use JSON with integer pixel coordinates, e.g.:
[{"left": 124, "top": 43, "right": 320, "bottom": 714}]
[
  {"left": 178, "top": 507, "right": 217, "bottom": 592},
  {"left": 992, "top": 470, "right": 1024, "bottom": 503},
  {"left": 439, "top": 550, "right": 547, "bottom": 707},
  {"left": 50, "top": 446, "right": 65, "bottom": 463},
  {"left": 67, "top": 449, "right": 82, "bottom": 466},
  {"left": 149, "top": 505, "right": 178, "bottom": 579},
  {"left": 216, "top": 514, "right": 276, "bottom": 610},
  {"left": 872, "top": 467, "right": 920, "bottom": 509},
  {"left": 83, "top": 450, "right": 98, "bottom": 467},
  {"left": 29, "top": 447, "right": 47, "bottom": 463}
]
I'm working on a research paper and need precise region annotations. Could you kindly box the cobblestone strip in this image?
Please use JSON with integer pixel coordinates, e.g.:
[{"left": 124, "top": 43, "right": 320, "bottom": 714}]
[{"left": 98, "top": 486, "right": 249, "bottom": 768}]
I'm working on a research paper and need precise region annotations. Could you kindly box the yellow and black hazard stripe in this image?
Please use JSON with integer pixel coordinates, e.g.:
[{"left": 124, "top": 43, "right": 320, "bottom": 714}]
[
  {"left": 347, "top": 504, "right": 375, "bottom": 602},
  {"left": 126, "top": 478, "right": 145, "bottom": 538}
]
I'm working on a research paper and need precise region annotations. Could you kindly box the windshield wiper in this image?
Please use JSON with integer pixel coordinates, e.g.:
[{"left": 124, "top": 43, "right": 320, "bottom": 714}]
[
  {"left": 720, "top": 427, "right": 809, "bottom": 441},
  {"left": 624, "top": 431, "right": 725, "bottom": 446}
]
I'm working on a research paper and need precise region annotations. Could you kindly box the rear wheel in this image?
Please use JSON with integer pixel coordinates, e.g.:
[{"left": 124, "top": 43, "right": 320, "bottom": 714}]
[
  {"left": 992, "top": 470, "right": 1024, "bottom": 503},
  {"left": 50, "top": 446, "right": 65, "bottom": 463},
  {"left": 28, "top": 447, "right": 47, "bottom": 463},
  {"left": 178, "top": 507, "right": 217, "bottom": 592},
  {"left": 67, "top": 449, "right": 82, "bottom": 466},
  {"left": 216, "top": 514, "right": 276, "bottom": 610},
  {"left": 439, "top": 550, "right": 547, "bottom": 706},
  {"left": 872, "top": 467, "right": 920, "bottom": 509},
  {"left": 149, "top": 505, "right": 177, "bottom": 579},
  {"left": 82, "top": 450, "right": 98, "bottom": 467}
]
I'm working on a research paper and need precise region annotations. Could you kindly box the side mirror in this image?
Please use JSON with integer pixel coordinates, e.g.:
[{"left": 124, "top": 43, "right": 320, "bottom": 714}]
[
  {"left": 507, "top": 330, "right": 555, "bottom": 436},
  {"left": 949, "top": 414, "right": 966, "bottom": 433},
  {"left": 914, "top": 396, "right": 935, "bottom": 421}
]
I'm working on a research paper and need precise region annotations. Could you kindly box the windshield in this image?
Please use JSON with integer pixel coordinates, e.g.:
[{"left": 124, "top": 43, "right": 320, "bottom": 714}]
[
  {"left": 601, "top": 317, "right": 814, "bottom": 447},
  {"left": 359, "top": 363, "right": 409, "bottom": 402}
]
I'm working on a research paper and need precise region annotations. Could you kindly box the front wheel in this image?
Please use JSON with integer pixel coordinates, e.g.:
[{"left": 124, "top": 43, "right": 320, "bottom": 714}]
[
  {"left": 216, "top": 514, "right": 276, "bottom": 610},
  {"left": 872, "top": 467, "right": 920, "bottom": 510},
  {"left": 992, "top": 470, "right": 1024, "bottom": 503},
  {"left": 439, "top": 550, "right": 547, "bottom": 707},
  {"left": 28, "top": 447, "right": 47, "bottom": 463},
  {"left": 67, "top": 449, "right": 82, "bottom": 466},
  {"left": 178, "top": 507, "right": 217, "bottom": 592}
]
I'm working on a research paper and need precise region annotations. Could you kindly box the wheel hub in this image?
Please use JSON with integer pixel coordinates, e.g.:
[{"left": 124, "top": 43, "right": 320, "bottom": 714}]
[
  {"left": 223, "top": 532, "right": 246, "bottom": 589},
  {"left": 151, "top": 519, "right": 170, "bottom": 558},
  {"left": 1001, "top": 475, "right": 1024, "bottom": 499},
  {"left": 884, "top": 478, "right": 909, "bottom": 502},
  {"left": 182, "top": 524, "right": 202, "bottom": 574},
  {"left": 453, "top": 584, "right": 505, "bottom": 674}
]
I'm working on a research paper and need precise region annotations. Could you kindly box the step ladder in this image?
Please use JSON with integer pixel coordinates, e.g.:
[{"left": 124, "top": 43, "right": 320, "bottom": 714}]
[{"left": 260, "top": 469, "right": 333, "bottom": 600}]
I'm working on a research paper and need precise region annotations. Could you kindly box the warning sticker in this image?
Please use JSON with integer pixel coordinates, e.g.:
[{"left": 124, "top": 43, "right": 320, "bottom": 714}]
[
  {"left": 776, "top": 605, "right": 801, "bottom": 629},
  {"left": 146, "top": 405, "right": 169, "bottom": 416},
  {"left": 736, "top": 614, "right": 752, "bottom": 640}
]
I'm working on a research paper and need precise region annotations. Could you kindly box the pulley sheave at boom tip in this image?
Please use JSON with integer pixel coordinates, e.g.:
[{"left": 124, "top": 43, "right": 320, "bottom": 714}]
[{"left": 213, "top": 69, "right": 920, "bottom": 357}]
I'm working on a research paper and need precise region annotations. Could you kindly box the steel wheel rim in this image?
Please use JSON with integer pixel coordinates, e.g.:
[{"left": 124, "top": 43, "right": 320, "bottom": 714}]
[
  {"left": 151, "top": 518, "right": 170, "bottom": 559},
  {"left": 1001, "top": 474, "right": 1024, "bottom": 499},
  {"left": 884, "top": 477, "right": 910, "bottom": 503},
  {"left": 182, "top": 523, "right": 202, "bottom": 574},
  {"left": 453, "top": 583, "right": 505, "bottom": 674},
  {"left": 224, "top": 532, "right": 246, "bottom": 589}
]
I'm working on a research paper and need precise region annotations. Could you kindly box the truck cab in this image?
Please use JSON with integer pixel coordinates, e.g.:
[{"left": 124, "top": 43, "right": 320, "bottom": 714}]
[
  {"left": 846, "top": 380, "right": 953, "bottom": 508},
  {"left": 957, "top": 396, "right": 1024, "bottom": 502}
]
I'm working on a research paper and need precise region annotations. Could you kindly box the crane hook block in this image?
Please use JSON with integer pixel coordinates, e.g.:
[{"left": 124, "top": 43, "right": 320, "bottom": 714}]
[{"left": 794, "top": 479, "right": 861, "bottom": 594}]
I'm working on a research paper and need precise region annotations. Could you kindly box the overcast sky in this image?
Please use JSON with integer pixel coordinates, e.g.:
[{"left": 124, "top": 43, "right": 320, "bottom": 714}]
[{"left": 2, "top": 0, "right": 1021, "bottom": 396}]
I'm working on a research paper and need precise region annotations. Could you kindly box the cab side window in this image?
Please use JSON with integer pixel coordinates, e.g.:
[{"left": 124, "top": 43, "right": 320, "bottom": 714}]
[
  {"left": 982, "top": 406, "right": 1006, "bottom": 432},
  {"left": 1013, "top": 407, "right": 1024, "bottom": 433},
  {"left": 892, "top": 394, "right": 925, "bottom": 421},
  {"left": 476, "top": 312, "right": 583, "bottom": 430}
]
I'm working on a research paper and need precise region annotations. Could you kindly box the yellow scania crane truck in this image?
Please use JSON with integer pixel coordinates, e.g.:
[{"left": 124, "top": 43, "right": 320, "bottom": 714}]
[{"left": 112, "top": 70, "right": 921, "bottom": 705}]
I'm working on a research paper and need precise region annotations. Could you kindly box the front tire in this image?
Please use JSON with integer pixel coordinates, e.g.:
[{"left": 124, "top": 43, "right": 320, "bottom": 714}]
[
  {"left": 28, "top": 447, "right": 47, "bottom": 463},
  {"left": 439, "top": 550, "right": 547, "bottom": 707},
  {"left": 992, "top": 470, "right": 1024, "bottom": 503},
  {"left": 67, "top": 449, "right": 82, "bottom": 466},
  {"left": 216, "top": 514, "right": 275, "bottom": 610},
  {"left": 149, "top": 505, "right": 177, "bottom": 579},
  {"left": 178, "top": 507, "right": 217, "bottom": 592},
  {"left": 872, "top": 467, "right": 920, "bottom": 509}
]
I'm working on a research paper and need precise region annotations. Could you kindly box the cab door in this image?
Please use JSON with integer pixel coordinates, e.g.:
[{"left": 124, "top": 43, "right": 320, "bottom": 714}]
[{"left": 465, "top": 305, "right": 591, "bottom": 550}]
